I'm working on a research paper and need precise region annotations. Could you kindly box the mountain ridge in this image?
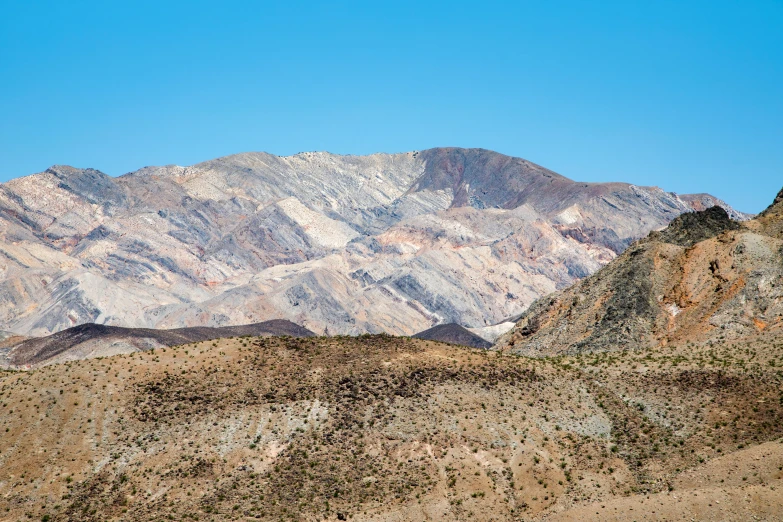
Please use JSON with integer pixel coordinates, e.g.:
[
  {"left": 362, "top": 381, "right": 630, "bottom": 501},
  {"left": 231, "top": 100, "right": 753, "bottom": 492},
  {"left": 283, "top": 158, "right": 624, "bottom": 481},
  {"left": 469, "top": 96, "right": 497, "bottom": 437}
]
[
  {"left": 0, "top": 147, "right": 750, "bottom": 337},
  {"left": 0, "top": 319, "right": 315, "bottom": 369}
]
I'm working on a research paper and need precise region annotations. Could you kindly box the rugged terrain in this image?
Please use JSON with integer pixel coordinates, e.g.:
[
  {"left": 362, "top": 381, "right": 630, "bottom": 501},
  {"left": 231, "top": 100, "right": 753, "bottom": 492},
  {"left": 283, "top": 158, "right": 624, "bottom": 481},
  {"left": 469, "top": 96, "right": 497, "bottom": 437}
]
[
  {"left": 0, "top": 188, "right": 779, "bottom": 521},
  {"left": 496, "top": 198, "right": 782, "bottom": 357},
  {"left": 0, "top": 148, "right": 747, "bottom": 337},
  {"left": 0, "top": 333, "right": 780, "bottom": 521}
]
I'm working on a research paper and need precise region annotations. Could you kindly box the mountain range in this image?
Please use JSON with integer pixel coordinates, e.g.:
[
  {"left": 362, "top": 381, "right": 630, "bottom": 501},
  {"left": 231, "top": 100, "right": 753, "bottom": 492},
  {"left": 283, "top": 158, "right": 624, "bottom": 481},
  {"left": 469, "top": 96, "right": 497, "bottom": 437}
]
[
  {"left": 0, "top": 147, "right": 747, "bottom": 338},
  {"left": 0, "top": 169, "right": 780, "bottom": 521}
]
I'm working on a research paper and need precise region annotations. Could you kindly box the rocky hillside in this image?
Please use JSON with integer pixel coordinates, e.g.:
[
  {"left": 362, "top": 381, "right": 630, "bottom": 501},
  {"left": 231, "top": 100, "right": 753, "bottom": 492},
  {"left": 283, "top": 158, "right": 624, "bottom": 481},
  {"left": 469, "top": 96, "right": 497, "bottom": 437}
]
[
  {"left": 0, "top": 333, "right": 780, "bottom": 521},
  {"left": 0, "top": 147, "right": 747, "bottom": 337},
  {"left": 496, "top": 188, "right": 783, "bottom": 357}
]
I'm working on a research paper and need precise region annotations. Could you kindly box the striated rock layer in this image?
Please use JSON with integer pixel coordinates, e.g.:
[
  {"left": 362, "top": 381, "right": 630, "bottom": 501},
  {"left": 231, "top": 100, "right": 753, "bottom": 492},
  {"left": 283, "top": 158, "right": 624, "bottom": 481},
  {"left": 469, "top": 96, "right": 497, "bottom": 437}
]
[{"left": 0, "top": 147, "right": 748, "bottom": 336}]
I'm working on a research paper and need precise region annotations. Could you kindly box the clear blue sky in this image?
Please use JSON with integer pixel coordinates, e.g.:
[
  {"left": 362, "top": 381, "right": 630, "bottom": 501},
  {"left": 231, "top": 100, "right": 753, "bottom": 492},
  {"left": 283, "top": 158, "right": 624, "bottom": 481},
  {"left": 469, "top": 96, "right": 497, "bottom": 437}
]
[{"left": 1, "top": 1, "right": 780, "bottom": 213}]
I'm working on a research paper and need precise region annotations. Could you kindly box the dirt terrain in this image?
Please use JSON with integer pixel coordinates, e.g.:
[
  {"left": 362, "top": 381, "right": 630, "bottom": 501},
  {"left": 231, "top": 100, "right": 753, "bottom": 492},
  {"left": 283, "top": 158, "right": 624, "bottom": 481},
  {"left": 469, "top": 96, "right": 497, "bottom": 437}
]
[{"left": 0, "top": 333, "right": 780, "bottom": 521}]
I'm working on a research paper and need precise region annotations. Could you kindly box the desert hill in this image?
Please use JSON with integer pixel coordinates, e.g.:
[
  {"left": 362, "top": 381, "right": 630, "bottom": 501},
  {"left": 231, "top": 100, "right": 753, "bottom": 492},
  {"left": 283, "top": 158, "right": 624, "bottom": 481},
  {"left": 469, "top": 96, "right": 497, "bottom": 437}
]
[
  {"left": 0, "top": 333, "right": 780, "bottom": 521},
  {"left": 413, "top": 323, "right": 493, "bottom": 349},
  {"left": 0, "top": 148, "right": 747, "bottom": 337},
  {"left": 496, "top": 189, "right": 783, "bottom": 357},
  {"left": 0, "top": 319, "right": 314, "bottom": 369}
]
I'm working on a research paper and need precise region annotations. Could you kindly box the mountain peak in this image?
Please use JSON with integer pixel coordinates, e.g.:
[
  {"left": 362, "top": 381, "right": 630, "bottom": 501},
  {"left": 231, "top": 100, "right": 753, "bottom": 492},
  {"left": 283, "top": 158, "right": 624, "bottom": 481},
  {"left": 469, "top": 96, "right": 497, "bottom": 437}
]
[
  {"left": 652, "top": 205, "right": 741, "bottom": 247},
  {"left": 45, "top": 164, "right": 81, "bottom": 177}
]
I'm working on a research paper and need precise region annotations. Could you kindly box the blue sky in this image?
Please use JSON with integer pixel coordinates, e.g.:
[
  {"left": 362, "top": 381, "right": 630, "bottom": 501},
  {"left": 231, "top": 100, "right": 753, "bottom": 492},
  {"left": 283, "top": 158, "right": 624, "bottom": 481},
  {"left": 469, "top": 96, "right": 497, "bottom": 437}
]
[{"left": 1, "top": 1, "right": 780, "bottom": 213}]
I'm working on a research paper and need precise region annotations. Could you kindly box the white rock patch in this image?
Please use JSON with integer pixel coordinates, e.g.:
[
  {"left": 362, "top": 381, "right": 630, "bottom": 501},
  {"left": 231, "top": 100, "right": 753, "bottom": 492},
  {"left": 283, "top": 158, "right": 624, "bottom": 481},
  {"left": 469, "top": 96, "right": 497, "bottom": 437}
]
[{"left": 276, "top": 197, "right": 359, "bottom": 249}]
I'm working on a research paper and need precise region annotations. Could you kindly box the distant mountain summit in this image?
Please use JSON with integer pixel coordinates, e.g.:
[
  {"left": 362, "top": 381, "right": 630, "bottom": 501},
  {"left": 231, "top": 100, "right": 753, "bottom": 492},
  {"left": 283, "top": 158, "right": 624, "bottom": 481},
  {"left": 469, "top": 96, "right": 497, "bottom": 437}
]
[
  {"left": 412, "top": 323, "right": 492, "bottom": 349},
  {"left": 0, "top": 147, "right": 747, "bottom": 337}
]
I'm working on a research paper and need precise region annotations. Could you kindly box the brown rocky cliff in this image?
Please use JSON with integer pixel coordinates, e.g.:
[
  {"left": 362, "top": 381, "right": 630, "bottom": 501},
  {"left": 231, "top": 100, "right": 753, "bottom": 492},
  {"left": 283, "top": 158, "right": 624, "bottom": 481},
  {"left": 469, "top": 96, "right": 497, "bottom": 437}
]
[{"left": 497, "top": 189, "right": 783, "bottom": 356}]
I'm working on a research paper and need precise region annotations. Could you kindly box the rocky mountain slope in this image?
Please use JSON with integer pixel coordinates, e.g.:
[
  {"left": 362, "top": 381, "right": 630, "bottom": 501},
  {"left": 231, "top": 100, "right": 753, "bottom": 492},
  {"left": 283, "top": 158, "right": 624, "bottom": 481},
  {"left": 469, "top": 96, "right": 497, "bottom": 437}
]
[
  {"left": 0, "top": 333, "right": 780, "bottom": 521},
  {"left": 0, "top": 148, "right": 748, "bottom": 337},
  {"left": 496, "top": 188, "right": 783, "bottom": 357}
]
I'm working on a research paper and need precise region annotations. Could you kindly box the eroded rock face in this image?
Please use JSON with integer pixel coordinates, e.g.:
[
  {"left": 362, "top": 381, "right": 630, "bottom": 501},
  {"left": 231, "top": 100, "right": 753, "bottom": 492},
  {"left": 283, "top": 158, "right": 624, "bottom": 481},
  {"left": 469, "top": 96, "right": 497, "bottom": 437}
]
[
  {"left": 0, "top": 148, "right": 748, "bottom": 336},
  {"left": 497, "top": 189, "right": 783, "bottom": 356}
]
